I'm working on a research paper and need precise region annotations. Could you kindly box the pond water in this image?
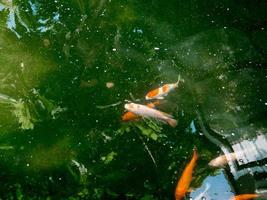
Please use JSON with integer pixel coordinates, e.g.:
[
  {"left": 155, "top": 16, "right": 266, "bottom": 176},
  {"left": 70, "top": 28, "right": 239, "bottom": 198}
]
[{"left": 0, "top": 0, "right": 267, "bottom": 199}]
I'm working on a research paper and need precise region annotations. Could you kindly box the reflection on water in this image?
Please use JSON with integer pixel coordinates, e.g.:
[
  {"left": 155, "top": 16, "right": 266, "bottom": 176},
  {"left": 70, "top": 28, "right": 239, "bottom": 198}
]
[
  {"left": 190, "top": 170, "right": 233, "bottom": 200},
  {"left": 0, "top": 0, "right": 267, "bottom": 199}
]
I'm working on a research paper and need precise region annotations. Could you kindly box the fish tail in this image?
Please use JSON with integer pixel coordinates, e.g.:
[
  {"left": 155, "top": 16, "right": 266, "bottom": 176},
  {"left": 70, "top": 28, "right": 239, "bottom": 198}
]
[
  {"left": 193, "top": 147, "right": 198, "bottom": 161},
  {"left": 174, "top": 74, "right": 181, "bottom": 87},
  {"left": 259, "top": 193, "right": 267, "bottom": 198},
  {"left": 166, "top": 118, "right": 178, "bottom": 127}
]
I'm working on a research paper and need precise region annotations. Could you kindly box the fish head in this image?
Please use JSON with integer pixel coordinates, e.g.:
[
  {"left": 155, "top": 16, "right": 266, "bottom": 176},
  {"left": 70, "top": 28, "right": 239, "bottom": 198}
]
[
  {"left": 208, "top": 159, "right": 219, "bottom": 167},
  {"left": 145, "top": 95, "right": 152, "bottom": 100},
  {"left": 208, "top": 156, "right": 227, "bottom": 168},
  {"left": 124, "top": 103, "right": 136, "bottom": 111}
]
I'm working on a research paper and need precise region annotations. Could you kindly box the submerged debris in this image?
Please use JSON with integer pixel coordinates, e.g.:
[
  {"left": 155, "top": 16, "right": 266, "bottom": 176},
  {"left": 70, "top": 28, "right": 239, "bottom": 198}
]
[
  {"left": 13, "top": 100, "right": 35, "bottom": 130},
  {"left": 71, "top": 160, "right": 88, "bottom": 176},
  {"left": 101, "top": 151, "right": 117, "bottom": 164},
  {"left": 106, "top": 82, "right": 114, "bottom": 88},
  {"left": 0, "top": 145, "right": 14, "bottom": 150}
]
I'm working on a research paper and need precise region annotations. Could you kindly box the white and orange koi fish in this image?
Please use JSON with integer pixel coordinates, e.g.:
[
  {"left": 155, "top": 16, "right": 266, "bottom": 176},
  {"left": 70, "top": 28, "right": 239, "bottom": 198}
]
[
  {"left": 124, "top": 102, "right": 177, "bottom": 127},
  {"left": 145, "top": 75, "right": 181, "bottom": 100}
]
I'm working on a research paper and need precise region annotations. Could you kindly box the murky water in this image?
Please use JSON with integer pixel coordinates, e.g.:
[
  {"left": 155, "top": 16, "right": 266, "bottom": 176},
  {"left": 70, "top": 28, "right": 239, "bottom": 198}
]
[{"left": 0, "top": 0, "right": 267, "bottom": 199}]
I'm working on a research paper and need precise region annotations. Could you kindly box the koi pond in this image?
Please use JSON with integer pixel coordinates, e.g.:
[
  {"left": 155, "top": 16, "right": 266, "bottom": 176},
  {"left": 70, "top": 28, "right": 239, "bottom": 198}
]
[{"left": 0, "top": 0, "right": 267, "bottom": 199}]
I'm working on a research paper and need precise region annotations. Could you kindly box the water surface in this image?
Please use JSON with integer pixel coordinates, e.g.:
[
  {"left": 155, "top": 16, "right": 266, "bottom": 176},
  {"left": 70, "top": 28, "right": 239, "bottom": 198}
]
[{"left": 0, "top": 0, "right": 267, "bottom": 199}]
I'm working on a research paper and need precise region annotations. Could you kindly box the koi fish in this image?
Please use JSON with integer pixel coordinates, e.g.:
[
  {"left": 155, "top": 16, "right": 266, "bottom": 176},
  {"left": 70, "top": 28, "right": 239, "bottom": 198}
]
[
  {"left": 209, "top": 152, "right": 237, "bottom": 168},
  {"left": 124, "top": 102, "right": 177, "bottom": 127},
  {"left": 231, "top": 194, "right": 262, "bottom": 200},
  {"left": 175, "top": 148, "right": 198, "bottom": 200},
  {"left": 145, "top": 75, "right": 181, "bottom": 100},
  {"left": 209, "top": 146, "right": 258, "bottom": 168},
  {"left": 122, "top": 101, "right": 160, "bottom": 121}
]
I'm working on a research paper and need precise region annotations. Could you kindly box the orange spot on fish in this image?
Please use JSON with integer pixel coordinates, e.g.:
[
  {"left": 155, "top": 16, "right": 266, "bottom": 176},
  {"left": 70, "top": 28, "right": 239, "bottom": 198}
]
[
  {"left": 162, "top": 84, "right": 169, "bottom": 92},
  {"left": 146, "top": 100, "right": 160, "bottom": 107},
  {"left": 146, "top": 88, "right": 160, "bottom": 98},
  {"left": 122, "top": 111, "right": 139, "bottom": 121}
]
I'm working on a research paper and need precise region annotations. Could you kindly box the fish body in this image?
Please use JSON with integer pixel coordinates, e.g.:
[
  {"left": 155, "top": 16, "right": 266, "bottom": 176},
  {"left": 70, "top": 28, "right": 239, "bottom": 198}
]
[
  {"left": 232, "top": 194, "right": 260, "bottom": 200},
  {"left": 175, "top": 148, "right": 198, "bottom": 200},
  {"left": 124, "top": 102, "right": 177, "bottom": 127},
  {"left": 145, "top": 75, "right": 181, "bottom": 100},
  {"left": 122, "top": 101, "right": 160, "bottom": 121}
]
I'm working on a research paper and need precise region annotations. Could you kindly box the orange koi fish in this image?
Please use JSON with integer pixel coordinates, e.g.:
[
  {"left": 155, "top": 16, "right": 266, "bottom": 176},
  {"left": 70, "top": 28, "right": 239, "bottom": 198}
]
[
  {"left": 145, "top": 75, "right": 181, "bottom": 100},
  {"left": 231, "top": 194, "right": 262, "bottom": 200},
  {"left": 175, "top": 148, "right": 198, "bottom": 200},
  {"left": 122, "top": 101, "right": 160, "bottom": 121},
  {"left": 124, "top": 102, "right": 177, "bottom": 127}
]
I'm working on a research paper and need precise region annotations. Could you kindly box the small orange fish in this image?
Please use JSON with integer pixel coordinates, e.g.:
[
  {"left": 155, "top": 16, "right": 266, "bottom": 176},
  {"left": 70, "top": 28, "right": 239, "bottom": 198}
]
[
  {"left": 231, "top": 194, "right": 261, "bottom": 200},
  {"left": 145, "top": 75, "right": 181, "bottom": 100},
  {"left": 175, "top": 148, "right": 198, "bottom": 200},
  {"left": 122, "top": 101, "right": 160, "bottom": 121}
]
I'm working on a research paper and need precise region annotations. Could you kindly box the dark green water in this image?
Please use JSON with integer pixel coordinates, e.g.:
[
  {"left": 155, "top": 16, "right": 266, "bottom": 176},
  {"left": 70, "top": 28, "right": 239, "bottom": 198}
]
[{"left": 0, "top": 0, "right": 267, "bottom": 199}]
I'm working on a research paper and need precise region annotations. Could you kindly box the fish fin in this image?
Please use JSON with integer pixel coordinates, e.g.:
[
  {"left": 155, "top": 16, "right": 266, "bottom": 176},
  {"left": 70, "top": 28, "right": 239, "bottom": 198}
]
[
  {"left": 146, "top": 101, "right": 161, "bottom": 108},
  {"left": 193, "top": 147, "right": 198, "bottom": 160},
  {"left": 124, "top": 99, "right": 132, "bottom": 103},
  {"left": 156, "top": 96, "right": 164, "bottom": 100},
  {"left": 146, "top": 103, "right": 154, "bottom": 108},
  {"left": 149, "top": 100, "right": 161, "bottom": 107},
  {"left": 153, "top": 100, "right": 161, "bottom": 105},
  {"left": 174, "top": 74, "right": 181, "bottom": 87},
  {"left": 161, "top": 112, "right": 174, "bottom": 118},
  {"left": 187, "top": 188, "right": 195, "bottom": 193},
  {"left": 166, "top": 118, "right": 177, "bottom": 127}
]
